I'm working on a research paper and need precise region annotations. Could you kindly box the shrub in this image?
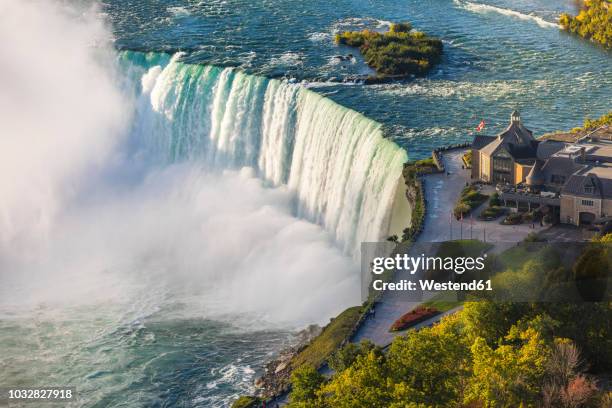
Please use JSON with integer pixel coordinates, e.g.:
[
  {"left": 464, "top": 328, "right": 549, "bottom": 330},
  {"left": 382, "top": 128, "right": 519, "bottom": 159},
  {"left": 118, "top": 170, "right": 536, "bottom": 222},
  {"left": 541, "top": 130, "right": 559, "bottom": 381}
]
[
  {"left": 463, "top": 150, "right": 473, "bottom": 168},
  {"left": 386, "top": 234, "right": 399, "bottom": 243},
  {"left": 525, "top": 232, "right": 543, "bottom": 243},
  {"left": 454, "top": 202, "right": 471, "bottom": 219},
  {"left": 479, "top": 205, "right": 506, "bottom": 220},
  {"left": 503, "top": 212, "right": 523, "bottom": 225},
  {"left": 390, "top": 22, "right": 412, "bottom": 33},
  {"left": 454, "top": 186, "right": 488, "bottom": 219},
  {"left": 390, "top": 306, "right": 440, "bottom": 332},
  {"left": 489, "top": 192, "right": 501, "bottom": 206},
  {"left": 582, "top": 111, "right": 612, "bottom": 131}
]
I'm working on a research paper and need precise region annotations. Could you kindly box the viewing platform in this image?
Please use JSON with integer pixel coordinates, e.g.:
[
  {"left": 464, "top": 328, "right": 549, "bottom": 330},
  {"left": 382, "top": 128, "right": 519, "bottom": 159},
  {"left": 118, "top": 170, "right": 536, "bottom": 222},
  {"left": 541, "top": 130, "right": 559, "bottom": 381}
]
[{"left": 498, "top": 190, "right": 560, "bottom": 209}]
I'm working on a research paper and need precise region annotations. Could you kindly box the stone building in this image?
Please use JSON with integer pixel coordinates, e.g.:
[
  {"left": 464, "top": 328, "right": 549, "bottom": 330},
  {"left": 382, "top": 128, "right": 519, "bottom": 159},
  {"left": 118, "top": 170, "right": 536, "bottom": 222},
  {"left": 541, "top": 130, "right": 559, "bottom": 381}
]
[
  {"left": 471, "top": 111, "right": 538, "bottom": 184},
  {"left": 471, "top": 111, "right": 612, "bottom": 227}
]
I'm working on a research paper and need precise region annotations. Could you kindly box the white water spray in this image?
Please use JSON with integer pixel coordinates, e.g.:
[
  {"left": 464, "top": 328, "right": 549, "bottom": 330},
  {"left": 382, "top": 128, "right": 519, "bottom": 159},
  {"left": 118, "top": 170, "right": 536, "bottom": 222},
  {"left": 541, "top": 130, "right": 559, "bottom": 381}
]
[{"left": 128, "top": 53, "right": 408, "bottom": 255}]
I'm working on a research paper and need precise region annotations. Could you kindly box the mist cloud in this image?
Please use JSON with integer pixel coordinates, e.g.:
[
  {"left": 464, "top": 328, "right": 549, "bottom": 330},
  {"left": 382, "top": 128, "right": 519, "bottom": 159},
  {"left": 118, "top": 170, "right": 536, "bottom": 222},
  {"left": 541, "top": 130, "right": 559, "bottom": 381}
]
[
  {"left": 0, "top": 0, "right": 359, "bottom": 329},
  {"left": 0, "top": 0, "right": 129, "bottom": 246}
]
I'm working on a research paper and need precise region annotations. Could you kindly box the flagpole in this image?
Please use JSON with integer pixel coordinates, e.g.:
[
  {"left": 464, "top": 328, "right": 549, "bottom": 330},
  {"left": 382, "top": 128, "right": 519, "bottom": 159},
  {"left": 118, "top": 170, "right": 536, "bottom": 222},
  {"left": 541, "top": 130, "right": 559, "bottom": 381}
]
[
  {"left": 470, "top": 214, "right": 473, "bottom": 240},
  {"left": 449, "top": 210, "right": 452, "bottom": 241}
]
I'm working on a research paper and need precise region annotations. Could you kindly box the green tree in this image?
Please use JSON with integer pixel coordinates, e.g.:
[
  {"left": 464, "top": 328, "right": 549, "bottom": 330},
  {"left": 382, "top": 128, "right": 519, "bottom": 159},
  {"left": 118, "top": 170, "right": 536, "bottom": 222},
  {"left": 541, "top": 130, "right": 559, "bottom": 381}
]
[
  {"left": 386, "top": 314, "right": 471, "bottom": 406},
  {"left": 598, "top": 232, "right": 612, "bottom": 243},
  {"left": 573, "top": 244, "right": 610, "bottom": 301},
  {"left": 559, "top": 0, "right": 612, "bottom": 48},
  {"left": 328, "top": 340, "right": 376, "bottom": 373},
  {"left": 540, "top": 303, "right": 612, "bottom": 372},
  {"left": 288, "top": 365, "right": 325, "bottom": 407},
  {"left": 462, "top": 301, "right": 530, "bottom": 345},
  {"left": 319, "top": 350, "right": 391, "bottom": 408},
  {"left": 466, "top": 325, "right": 550, "bottom": 407}
]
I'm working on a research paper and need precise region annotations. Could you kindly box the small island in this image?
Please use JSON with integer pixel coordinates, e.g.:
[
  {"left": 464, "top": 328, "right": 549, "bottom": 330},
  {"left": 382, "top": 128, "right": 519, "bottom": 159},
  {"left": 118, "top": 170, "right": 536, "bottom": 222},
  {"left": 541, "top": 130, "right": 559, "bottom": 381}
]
[
  {"left": 559, "top": 0, "right": 611, "bottom": 48},
  {"left": 335, "top": 22, "right": 443, "bottom": 83}
]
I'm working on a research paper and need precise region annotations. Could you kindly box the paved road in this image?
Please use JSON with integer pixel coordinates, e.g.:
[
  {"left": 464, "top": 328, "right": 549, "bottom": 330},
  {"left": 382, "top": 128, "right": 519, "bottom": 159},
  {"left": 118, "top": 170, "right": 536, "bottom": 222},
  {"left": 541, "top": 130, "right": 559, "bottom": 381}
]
[
  {"left": 352, "top": 149, "right": 549, "bottom": 347},
  {"left": 421, "top": 149, "right": 549, "bottom": 243}
]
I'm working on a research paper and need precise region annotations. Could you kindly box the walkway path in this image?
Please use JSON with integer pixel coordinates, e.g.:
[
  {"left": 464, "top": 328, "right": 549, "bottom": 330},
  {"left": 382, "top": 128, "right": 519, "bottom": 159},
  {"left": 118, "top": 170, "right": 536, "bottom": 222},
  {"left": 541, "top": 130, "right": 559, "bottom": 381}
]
[
  {"left": 351, "top": 148, "right": 549, "bottom": 347},
  {"left": 421, "top": 149, "right": 549, "bottom": 243}
]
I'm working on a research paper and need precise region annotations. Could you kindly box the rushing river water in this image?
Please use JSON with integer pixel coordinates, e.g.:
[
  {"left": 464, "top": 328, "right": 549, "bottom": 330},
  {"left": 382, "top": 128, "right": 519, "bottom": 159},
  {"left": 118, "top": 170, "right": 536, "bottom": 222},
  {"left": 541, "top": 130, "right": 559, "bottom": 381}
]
[
  {"left": 104, "top": 0, "right": 612, "bottom": 157},
  {"left": 0, "top": 0, "right": 610, "bottom": 406}
]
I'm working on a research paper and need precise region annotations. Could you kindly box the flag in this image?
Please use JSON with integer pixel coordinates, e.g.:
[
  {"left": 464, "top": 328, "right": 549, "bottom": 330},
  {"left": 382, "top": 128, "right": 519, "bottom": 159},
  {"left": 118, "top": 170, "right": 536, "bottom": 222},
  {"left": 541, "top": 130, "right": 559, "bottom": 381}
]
[{"left": 476, "top": 119, "right": 485, "bottom": 132}]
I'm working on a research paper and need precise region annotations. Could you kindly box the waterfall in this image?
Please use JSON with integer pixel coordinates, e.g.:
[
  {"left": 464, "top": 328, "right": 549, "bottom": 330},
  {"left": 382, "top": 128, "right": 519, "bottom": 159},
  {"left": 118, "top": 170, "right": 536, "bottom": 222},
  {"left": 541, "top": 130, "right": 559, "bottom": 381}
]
[{"left": 121, "top": 51, "right": 408, "bottom": 256}]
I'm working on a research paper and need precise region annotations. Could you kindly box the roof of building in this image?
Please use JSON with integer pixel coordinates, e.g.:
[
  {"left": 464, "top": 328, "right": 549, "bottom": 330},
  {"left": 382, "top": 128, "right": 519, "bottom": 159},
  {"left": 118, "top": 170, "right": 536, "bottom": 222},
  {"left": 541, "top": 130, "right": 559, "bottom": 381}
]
[
  {"left": 507, "top": 142, "right": 539, "bottom": 160},
  {"left": 540, "top": 156, "right": 584, "bottom": 183},
  {"left": 496, "top": 111, "right": 535, "bottom": 146},
  {"left": 562, "top": 172, "right": 612, "bottom": 199},
  {"left": 472, "top": 134, "right": 496, "bottom": 149},
  {"left": 582, "top": 140, "right": 612, "bottom": 163},
  {"left": 475, "top": 111, "right": 539, "bottom": 160},
  {"left": 480, "top": 137, "right": 504, "bottom": 156},
  {"left": 526, "top": 159, "right": 545, "bottom": 186},
  {"left": 536, "top": 140, "right": 566, "bottom": 160}
]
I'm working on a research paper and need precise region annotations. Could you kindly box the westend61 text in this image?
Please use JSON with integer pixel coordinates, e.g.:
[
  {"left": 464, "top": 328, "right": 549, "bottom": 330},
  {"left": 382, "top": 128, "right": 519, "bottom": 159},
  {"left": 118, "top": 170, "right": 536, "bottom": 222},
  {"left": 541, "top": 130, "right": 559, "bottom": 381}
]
[{"left": 372, "top": 279, "right": 493, "bottom": 292}]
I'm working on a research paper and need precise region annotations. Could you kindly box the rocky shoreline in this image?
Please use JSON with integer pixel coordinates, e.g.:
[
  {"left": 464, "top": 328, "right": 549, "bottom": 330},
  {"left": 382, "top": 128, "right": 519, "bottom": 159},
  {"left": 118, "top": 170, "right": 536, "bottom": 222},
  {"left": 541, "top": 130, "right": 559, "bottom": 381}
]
[{"left": 252, "top": 324, "right": 322, "bottom": 399}]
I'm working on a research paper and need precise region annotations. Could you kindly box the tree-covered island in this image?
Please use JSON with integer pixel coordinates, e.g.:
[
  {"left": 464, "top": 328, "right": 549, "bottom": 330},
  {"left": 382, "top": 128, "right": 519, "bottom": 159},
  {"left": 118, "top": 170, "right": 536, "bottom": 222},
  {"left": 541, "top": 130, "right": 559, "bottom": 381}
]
[
  {"left": 559, "top": 0, "right": 612, "bottom": 48},
  {"left": 335, "top": 22, "right": 443, "bottom": 83}
]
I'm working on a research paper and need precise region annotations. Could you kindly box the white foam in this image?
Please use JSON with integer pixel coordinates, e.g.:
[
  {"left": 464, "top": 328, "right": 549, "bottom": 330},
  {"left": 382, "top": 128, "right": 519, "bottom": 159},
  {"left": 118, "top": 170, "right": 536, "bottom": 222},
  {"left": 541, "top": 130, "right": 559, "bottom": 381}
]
[
  {"left": 268, "top": 51, "right": 304, "bottom": 67},
  {"left": 454, "top": 0, "right": 560, "bottom": 29},
  {"left": 167, "top": 6, "right": 191, "bottom": 17},
  {"left": 308, "top": 32, "right": 332, "bottom": 42}
]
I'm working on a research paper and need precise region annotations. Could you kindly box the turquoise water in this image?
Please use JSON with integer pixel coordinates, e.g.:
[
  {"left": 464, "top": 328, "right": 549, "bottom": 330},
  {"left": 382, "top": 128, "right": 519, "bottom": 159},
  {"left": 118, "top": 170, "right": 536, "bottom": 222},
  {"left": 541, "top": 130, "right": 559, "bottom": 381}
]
[
  {"left": 104, "top": 0, "right": 611, "bottom": 158},
  {"left": 1, "top": 1, "right": 610, "bottom": 407}
]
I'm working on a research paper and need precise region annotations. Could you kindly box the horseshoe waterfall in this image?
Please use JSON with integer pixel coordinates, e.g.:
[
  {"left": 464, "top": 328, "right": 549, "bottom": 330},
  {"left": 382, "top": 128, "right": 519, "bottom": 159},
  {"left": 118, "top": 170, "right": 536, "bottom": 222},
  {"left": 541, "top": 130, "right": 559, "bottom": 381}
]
[{"left": 124, "top": 52, "right": 409, "bottom": 256}]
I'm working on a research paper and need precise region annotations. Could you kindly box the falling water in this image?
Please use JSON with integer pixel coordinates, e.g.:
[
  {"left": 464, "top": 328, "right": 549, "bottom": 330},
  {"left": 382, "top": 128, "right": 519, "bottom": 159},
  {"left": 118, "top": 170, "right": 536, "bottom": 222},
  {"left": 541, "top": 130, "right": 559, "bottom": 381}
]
[{"left": 123, "top": 51, "right": 409, "bottom": 255}]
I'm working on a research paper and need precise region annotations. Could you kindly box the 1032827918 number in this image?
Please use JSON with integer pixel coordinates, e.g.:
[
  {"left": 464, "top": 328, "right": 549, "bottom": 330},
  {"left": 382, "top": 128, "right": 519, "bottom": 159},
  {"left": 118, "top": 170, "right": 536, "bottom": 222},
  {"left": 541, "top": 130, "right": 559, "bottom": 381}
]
[{"left": 1, "top": 387, "right": 76, "bottom": 402}]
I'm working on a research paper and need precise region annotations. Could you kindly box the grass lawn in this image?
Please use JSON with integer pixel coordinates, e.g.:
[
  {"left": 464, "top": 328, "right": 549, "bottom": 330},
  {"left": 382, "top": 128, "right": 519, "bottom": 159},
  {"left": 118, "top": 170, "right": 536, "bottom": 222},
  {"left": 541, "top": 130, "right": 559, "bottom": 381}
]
[
  {"left": 231, "top": 396, "right": 261, "bottom": 408},
  {"left": 290, "top": 306, "right": 363, "bottom": 370},
  {"left": 435, "top": 239, "right": 493, "bottom": 258},
  {"left": 422, "top": 296, "right": 462, "bottom": 313}
]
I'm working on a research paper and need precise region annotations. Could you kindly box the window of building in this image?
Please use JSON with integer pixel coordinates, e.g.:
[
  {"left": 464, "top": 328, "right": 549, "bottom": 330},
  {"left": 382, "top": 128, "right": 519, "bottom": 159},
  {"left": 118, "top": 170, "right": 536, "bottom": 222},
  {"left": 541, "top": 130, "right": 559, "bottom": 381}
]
[
  {"left": 493, "top": 172, "right": 512, "bottom": 184},
  {"left": 581, "top": 200, "right": 594, "bottom": 206},
  {"left": 584, "top": 186, "right": 594, "bottom": 194},
  {"left": 550, "top": 175, "right": 566, "bottom": 184},
  {"left": 493, "top": 157, "right": 512, "bottom": 173}
]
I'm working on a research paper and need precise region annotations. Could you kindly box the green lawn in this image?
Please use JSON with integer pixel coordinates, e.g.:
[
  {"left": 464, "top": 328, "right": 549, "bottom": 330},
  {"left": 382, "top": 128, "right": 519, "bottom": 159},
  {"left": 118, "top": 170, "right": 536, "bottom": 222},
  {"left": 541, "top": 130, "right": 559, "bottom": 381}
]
[
  {"left": 231, "top": 396, "right": 261, "bottom": 408},
  {"left": 422, "top": 296, "right": 462, "bottom": 313},
  {"left": 290, "top": 306, "right": 364, "bottom": 370}
]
